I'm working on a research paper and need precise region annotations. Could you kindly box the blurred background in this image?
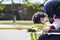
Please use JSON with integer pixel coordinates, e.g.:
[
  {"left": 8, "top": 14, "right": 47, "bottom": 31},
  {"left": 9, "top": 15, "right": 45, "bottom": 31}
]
[
  {"left": 0, "top": 0, "right": 48, "bottom": 40},
  {"left": 0, "top": 0, "right": 47, "bottom": 25}
]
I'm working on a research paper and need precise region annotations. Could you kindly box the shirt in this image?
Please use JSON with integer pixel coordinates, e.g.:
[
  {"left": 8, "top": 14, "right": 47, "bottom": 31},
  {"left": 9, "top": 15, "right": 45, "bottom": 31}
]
[{"left": 32, "top": 24, "right": 48, "bottom": 30}]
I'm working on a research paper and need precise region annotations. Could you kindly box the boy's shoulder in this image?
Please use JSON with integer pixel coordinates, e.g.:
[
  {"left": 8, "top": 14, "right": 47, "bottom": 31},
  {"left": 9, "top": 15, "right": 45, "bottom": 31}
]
[
  {"left": 32, "top": 24, "right": 42, "bottom": 27},
  {"left": 32, "top": 24, "right": 48, "bottom": 26},
  {"left": 32, "top": 24, "right": 48, "bottom": 29}
]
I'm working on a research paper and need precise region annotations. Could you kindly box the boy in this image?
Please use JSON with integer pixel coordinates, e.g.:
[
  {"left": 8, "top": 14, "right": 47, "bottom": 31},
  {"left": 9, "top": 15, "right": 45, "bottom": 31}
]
[{"left": 30, "top": 12, "right": 49, "bottom": 40}]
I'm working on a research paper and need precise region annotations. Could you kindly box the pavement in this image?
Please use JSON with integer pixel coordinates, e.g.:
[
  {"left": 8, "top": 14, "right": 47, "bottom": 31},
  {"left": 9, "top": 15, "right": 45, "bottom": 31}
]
[
  {"left": 0, "top": 24, "right": 31, "bottom": 40},
  {"left": 0, "top": 24, "right": 42, "bottom": 40}
]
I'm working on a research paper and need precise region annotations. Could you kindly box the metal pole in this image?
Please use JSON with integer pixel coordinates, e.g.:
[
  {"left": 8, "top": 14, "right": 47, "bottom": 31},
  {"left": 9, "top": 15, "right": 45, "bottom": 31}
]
[
  {"left": 12, "top": 0, "right": 16, "bottom": 27},
  {"left": 13, "top": 15, "right": 16, "bottom": 27}
]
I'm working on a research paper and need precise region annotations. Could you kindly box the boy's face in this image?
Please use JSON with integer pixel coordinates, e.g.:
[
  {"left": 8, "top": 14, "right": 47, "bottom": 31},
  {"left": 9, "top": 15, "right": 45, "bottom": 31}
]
[{"left": 40, "top": 15, "right": 49, "bottom": 24}]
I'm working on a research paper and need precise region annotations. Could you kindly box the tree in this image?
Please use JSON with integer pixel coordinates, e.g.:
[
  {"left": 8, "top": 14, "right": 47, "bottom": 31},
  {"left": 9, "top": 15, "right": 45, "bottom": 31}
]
[
  {"left": 23, "top": 2, "right": 44, "bottom": 13},
  {"left": 0, "top": 0, "right": 3, "bottom": 3},
  {"left": 23, "top": 0, "right": 49, "bottom": 13},
  {"left": 0, "top": 0, "right": 6, "bottom": 10},
  {"left": 43, "top": 0, "right": 48, "bottom": 3}
]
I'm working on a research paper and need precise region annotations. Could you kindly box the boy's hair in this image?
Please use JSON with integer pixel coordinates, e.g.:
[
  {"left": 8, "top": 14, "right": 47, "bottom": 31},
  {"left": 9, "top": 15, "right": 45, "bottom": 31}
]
[{"left": 32, "top": 12, "right": 47, "bottom": 24}]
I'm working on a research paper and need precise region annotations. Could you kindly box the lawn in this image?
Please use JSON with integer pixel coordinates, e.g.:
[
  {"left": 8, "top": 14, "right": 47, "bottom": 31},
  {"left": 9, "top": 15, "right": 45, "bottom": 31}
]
[
  {"left": 0, "top": 20, "right": 33, "bottom": 25},
  {"left": 0, "top": 20, "right": 33, "bottom": 30}
]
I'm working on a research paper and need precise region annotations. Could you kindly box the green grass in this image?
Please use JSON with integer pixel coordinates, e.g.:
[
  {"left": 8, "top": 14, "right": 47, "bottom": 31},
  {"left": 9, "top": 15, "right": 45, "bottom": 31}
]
[{"left": 0, "top": 20, "right": 33, "bottom": 25}]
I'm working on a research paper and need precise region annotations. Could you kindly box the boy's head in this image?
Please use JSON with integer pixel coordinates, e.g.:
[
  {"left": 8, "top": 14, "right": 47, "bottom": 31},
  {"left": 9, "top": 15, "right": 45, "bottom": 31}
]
[{"left": 32, "top": 12, "right": 49, "bottom": 24}]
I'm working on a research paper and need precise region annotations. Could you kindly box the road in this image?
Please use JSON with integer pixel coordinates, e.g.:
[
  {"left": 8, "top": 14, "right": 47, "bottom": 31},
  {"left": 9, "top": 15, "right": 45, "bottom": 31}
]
[
  {"left": 0, "top": 30, "right": 30, "bottom": 40},
  {"left": 0, "top": 24, "right": 42, "bottom": 40},
  {"left": 0, "top": 24, "right": 31, "bottom": 40}
]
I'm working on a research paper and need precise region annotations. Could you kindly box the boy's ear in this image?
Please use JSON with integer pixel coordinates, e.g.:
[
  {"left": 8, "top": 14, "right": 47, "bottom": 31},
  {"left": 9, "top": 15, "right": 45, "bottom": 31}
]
[{"left": 40, "top": 18, "right": 44, "bottom": 23}]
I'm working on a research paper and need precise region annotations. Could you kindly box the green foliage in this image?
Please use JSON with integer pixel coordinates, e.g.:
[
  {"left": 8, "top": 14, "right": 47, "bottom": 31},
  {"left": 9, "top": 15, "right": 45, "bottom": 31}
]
[
  {"left": 43, "top": 0, "right": 48, "bottom": 3},
  {"left": 24, "top": 0, "right": 28, "bottom": 2},
  {"left": 23, "top": 2, "right": 44, "bottom": 12},
  {"left": 23, "top": 0, "right": 48, "bottom": 12},
  {"left": 0, "top": 4, "right": 6, "bottom": 10},
  {"left": 0, "top": 0, "right": 5, "bottom": 10}
]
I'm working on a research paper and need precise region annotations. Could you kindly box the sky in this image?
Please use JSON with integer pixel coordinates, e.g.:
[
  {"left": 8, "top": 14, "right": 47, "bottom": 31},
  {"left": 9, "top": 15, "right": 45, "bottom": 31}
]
[{"left": 0, "top": 0, "right": 44, "bottom": 4}]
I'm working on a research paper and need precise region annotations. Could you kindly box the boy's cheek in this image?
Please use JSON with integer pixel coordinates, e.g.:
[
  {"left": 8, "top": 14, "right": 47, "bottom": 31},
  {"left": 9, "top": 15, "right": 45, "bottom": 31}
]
[
  {"left": 45, "top": 18, "right": 49, "bottom": 22},
  {"left": 40, "top": 20, "right": 45, "bottom": 24}
]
